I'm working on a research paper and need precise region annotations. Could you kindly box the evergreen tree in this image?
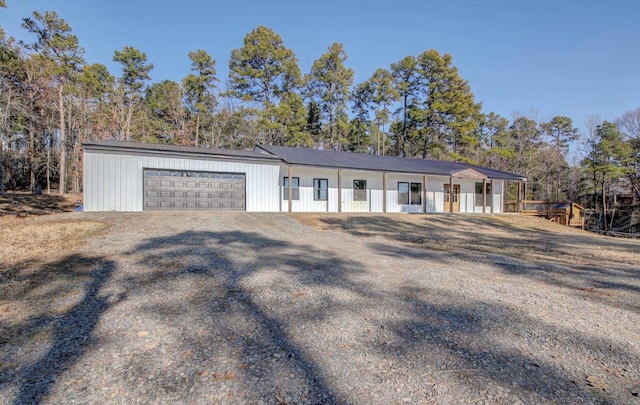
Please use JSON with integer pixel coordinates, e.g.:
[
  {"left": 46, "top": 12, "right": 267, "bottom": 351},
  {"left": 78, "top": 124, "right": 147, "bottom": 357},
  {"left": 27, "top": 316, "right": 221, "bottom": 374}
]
[
  {"left": 112, "top": 46, "right": 154, "bottom": 141},
  {"left": 306, "top": 42, "right": 354, "bottom": 149},
  {"left": 183, "top": 49, "right": 217, "bottom": 146},
  {"left": 227, "top": 26, "right": 303, "bottom": 146},
  {"left": 22, "top": 10, "right": 84, "bottom": 193},
  {"left": 390, "top": 55, "right": 420, "bottom": 156}
]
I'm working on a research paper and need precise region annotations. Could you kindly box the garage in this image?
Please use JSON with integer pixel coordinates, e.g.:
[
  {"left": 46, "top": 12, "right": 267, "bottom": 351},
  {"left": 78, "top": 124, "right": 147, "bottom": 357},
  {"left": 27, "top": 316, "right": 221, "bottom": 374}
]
[{"left": 143, "top": 169, "right": 245, "bottom": 210}]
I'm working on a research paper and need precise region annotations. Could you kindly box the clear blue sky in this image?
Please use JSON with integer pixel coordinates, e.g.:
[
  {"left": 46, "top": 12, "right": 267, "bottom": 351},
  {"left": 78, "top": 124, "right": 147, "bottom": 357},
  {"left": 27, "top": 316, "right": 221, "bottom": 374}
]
[{"left": 2, "top": 0, "right": 639, "bottom": 134}]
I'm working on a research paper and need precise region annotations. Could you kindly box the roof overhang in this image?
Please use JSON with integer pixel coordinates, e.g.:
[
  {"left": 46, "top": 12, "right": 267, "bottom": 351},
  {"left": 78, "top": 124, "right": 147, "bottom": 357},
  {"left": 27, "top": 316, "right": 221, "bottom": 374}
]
[{"left": 84, "top": 141, "right": 281, "bottom": 164}]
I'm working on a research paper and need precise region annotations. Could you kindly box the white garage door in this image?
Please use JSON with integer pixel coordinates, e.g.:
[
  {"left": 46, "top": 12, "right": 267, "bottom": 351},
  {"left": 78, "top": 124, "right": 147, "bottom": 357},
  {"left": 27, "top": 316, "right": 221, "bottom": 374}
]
[{"left": 143, "top": 169, "right": 245, "bottom": 210}]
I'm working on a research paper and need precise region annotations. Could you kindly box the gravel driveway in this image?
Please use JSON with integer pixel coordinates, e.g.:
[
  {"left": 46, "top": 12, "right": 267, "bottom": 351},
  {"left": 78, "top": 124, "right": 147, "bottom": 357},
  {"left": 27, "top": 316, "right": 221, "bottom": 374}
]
[{"left": 1, "top": 212, "right": 639, "bottom": 404}]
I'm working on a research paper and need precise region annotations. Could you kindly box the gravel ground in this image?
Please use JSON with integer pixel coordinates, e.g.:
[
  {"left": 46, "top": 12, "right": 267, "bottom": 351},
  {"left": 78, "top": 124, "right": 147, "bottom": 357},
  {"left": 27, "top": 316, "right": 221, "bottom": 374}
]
[{"left": 1, "top": 211, "right": 639, "bottom": 404}]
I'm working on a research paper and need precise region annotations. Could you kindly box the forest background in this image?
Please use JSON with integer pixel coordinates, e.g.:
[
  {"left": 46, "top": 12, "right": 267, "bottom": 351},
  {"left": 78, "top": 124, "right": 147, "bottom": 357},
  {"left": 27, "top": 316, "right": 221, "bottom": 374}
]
[{"left": 0, "top": 1, "right": 638, "bottom": 231}]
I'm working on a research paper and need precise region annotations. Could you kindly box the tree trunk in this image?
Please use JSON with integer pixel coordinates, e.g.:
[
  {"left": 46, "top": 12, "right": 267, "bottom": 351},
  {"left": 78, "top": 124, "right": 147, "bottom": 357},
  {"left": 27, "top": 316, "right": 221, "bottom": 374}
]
[
  {"left": 29, "top": 121, "right": 35, "bottom": 193},
  {"left": 195, "top": 113, "right": 200, "bottom": 147},
  {"left": 125, "top": 97, "right": 134, "bottom": 141},
  {"left": 401, "top": 93, "right": 408, "bottom": 157},
  {"left": 0, "top": 141, "right": 5, "bottom": 196},
  {"left": 47, "top": 147, "right": 51, "bottom": 194},
  {"left": 601, "top": 173, "right": 607, "bottom": 232},
  {"left": 58, "top": 84, "right": 66, "bottom": 194}
]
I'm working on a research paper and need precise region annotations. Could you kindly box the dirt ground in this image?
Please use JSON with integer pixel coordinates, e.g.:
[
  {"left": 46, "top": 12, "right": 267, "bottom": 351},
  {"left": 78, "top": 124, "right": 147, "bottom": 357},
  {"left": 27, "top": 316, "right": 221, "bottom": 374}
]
[
  {"left": 0, "top": 192, "right": 79, "bottom": 217},
  {"left": 0, "top": 192, "right": 100, "bottom": 268}
]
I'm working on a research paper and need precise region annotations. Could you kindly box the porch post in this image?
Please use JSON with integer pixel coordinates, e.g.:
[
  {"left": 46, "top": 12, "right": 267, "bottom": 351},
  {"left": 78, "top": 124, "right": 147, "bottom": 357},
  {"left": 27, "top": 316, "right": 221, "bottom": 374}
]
[
  {"left": 517, "top": 181, "right": 522, "bottom": 213},
  {"left": 490, "top": 179, "right": 494, "bottom": 214},
  {"left": 338, "top": 169, "right": 342, "bottom": 213},
  {"left": 449, "top": 176, "right": 454, "bottom": 213},
  {"left": 482, "top": 178, "right": 487, "bottom": 214},
  {"left": 288, "top": 166, "right": 293, "bottom": 213},
  {"left": 383, "top": 172, "right": 387, "bottom": 213},
  {"left": 423, "top": 175, "right": 427, "bottom": 214}
]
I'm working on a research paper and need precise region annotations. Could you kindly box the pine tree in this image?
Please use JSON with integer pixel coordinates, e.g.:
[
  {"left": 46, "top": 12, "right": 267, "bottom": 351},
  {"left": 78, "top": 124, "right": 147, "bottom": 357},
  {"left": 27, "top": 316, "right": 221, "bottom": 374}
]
[{"left": 306, "top": 43, "right": 354, "bottom": 150}]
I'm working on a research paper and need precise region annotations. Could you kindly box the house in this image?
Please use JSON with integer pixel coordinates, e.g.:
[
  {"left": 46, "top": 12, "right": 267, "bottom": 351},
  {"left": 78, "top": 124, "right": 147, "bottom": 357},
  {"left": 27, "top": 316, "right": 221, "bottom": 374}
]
[{"left": 82, "top": 140, "right": 526, "bottom": 213}]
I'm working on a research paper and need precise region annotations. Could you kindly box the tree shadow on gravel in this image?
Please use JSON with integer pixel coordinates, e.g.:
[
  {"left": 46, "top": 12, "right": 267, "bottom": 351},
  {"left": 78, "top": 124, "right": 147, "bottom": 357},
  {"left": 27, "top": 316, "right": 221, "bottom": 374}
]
[
  {"left": 121, "top": 226, "right": 639, "bottom": 404},
  {"left": 314, "top": 215, "right": 640, "bottom": 314},
  {"left": 0, "top": 255, "right": 117, "bottom": 405},
  {"left": 378, "top": 286, "right": 638, "bottom": 404},
  {"left": 124, "top": 230, "right": 370, "bottom": 405}
]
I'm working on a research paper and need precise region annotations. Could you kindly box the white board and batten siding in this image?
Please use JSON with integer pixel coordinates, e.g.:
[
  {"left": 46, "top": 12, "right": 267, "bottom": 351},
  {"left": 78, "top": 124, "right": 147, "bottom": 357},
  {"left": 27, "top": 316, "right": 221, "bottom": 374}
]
[
  {"left": 278, "top": 166, "right": 504, "bottom": 214},
  {"left": 278, "top": 166, "right": 339, "bottom": 213},
  {"left": 84, "top": 150, "right": 280, "bottom": 212}
]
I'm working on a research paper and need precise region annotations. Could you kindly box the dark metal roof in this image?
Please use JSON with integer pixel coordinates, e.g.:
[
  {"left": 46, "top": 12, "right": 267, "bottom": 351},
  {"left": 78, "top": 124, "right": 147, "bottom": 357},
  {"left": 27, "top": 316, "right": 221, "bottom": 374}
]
[
  {"left": 83, "top": 140, "right": 280, "bottom": 161},
  {"left": 256, "top": 144, "right": 526, "bottom": 181}
]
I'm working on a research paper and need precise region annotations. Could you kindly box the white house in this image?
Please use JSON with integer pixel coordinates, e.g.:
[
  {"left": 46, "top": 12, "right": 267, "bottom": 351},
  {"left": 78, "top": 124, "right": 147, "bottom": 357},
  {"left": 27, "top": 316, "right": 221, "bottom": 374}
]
[{"left": 83, "top": 141, "right": 526, "bottom": 213}]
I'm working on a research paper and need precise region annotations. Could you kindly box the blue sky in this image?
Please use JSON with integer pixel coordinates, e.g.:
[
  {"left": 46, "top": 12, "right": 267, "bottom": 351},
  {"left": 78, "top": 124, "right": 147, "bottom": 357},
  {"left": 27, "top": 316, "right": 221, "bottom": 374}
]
[{"left": 2, "top": 0, "right": 639, "bottom": 136}]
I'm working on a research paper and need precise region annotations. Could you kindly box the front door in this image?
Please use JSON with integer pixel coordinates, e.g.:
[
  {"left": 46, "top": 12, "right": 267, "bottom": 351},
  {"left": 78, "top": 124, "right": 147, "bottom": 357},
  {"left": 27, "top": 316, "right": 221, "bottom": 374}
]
[{"left": 443, "top": 184, "right": 460, "bottom": 212}]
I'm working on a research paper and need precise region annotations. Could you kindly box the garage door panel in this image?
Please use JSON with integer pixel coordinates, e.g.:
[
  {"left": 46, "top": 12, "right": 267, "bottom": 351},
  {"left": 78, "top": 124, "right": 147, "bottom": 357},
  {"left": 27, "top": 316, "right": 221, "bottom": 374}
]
[{"left": 144, "top": 169, "right": 245, "bottom": 211}]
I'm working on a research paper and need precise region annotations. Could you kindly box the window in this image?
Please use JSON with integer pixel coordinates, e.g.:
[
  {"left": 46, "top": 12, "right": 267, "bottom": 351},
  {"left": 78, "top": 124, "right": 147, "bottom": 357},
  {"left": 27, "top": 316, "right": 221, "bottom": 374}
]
[
  {"left": 283, "top": 177, "right": 299, "bottom": 200},
  {"left": 314, "top": 178, "right": 328, "bottom": 201},
  {"left": 398, "top": 182, "right": 409, "bottom": 204},
  {"left": 410, "top": 182, "right": 422, "bottom": 205},
  {"left": 353, "top": 180, "right": 367, "bottom": 201},
  {"left": 398, "top": 182, "right": 422, "bottom": 205},
  {"left": 475, "top": 182, "right": 492, "bottom": 207}
]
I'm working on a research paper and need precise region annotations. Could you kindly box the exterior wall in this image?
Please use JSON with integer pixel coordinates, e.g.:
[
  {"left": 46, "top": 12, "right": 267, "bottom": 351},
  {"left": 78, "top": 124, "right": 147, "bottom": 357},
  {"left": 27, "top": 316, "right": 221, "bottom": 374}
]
[
  {"left": 278, "top": 165, "right": 340, "bottom": 212},
  {"left": 386, "top": 173, "right": 425, "bottom": 213},
  {"left": 279, "top": 167, "right": 385, "bottom": 213},
  {"left": 84, "top": 148, "right": 506, "bottom": 214},
  {"left": 278, "top": 167, "right": 505, "bottom": 214},
  {"left": 340, "top": 171, "right": 384, "bottom": 213},
  {"left": 84, "top": 150, "right": 280, "bottom": 212}
]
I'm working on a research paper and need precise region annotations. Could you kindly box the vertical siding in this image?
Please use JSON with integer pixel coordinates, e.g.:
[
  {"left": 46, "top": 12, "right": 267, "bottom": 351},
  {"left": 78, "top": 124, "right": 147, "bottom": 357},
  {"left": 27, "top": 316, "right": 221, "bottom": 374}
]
[
  {"left": 84, "top": 150, "right": 280, "bottom": 212},
  {"left": 340, "top": 171, "right": 383, "bottom": 213},
  {"left": 386, "top": 173, "right": 424, "bottom": 213},
  {"left": 280, "top": 167, "right": 339, "bottom": 212},
  {"left": 84, "top": 149, "right": 507, "bottom": 214},
  {"left": 426, "top": 176, "right": 447, "bottom": 213},
  {"left": 493, "top": 180, "right": 503, "bottom": 213}
]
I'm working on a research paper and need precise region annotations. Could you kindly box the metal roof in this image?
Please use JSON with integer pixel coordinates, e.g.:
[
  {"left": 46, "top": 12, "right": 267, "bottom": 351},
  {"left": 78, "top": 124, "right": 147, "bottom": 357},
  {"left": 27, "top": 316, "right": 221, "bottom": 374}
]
[
  {"left": 256, "top": 145, "right": 527, "bottom": 181},
  {"left": 82, "top": 141, "right": 526, "bottom": 181},
  {"left": 83, "top": 140, "right": 280, "bottom": 161}
]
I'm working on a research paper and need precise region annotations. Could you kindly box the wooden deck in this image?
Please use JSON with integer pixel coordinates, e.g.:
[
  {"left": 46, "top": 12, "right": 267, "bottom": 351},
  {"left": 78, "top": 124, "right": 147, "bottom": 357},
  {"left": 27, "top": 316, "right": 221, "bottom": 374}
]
[{"left": 505, "top": 200, "right": 585, "bottom": 228}]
